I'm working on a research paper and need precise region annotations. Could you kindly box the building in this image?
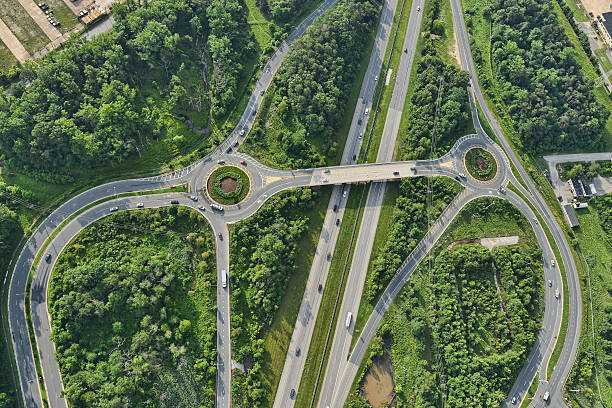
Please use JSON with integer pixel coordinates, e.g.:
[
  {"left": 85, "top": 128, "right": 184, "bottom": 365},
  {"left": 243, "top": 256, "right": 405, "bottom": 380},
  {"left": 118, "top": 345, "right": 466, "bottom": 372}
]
[
  {"left": 568, "top": 177, "right": 593, "bottom": 199},
  {"left": 598, "top": 13, "right": 612, "bottom": 48},
  {"left": 563, "top": 204, "right": 580, "bottom": 228}
]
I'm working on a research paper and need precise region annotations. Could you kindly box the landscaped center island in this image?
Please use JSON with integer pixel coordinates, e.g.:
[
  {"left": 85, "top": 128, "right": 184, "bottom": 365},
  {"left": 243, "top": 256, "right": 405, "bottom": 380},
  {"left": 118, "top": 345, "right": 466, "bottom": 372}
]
[
  {"left": 207, "top": 166, "right": 250, "bottom": 205},
  {"left": 465, "top": 148, "right": 497, "bottom": 181}
]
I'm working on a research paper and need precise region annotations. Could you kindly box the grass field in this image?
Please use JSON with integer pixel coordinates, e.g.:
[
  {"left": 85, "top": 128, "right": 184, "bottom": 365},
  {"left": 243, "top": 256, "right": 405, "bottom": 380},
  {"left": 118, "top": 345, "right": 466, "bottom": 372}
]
[
  {"left": 0, "top": 0, "right": 47, "bottom": 53},
  {"left": 567, "top": 202, "right": 612, "bottom": 407},
  {"left": 258, "top": 186, "right": 331, "bottom": 407},
  {"left": 42, "top": 0, "right": 78, "bottom": 34},
  {"left": 0, "top": 39, "right": 17, "bottom": 70}
]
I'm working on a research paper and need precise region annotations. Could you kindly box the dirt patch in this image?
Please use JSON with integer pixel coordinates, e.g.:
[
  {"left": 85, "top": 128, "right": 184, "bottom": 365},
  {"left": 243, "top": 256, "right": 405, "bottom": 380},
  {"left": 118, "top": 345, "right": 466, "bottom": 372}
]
[
  {"left": 475, "top": 155, "right": 489, "bottom": 171},
  {"left": 362, "top": 353, "right": 395, "bottom": 407},
  {"left": 220, "top": 176, "right": 238, "bottom": 193}
]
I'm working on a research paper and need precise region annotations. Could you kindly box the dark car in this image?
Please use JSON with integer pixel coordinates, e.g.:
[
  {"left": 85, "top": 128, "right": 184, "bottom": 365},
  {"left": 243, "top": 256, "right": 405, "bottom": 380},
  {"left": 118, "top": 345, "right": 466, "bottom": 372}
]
[
  {"left": 393, "top": 171, "right": 400, "bottom": 176},
  {"left": 333, "top": 204, "right": 338, "bottom": 212},
  {"left": 290, "top": 389, "right": 296, "bottom": 399},
  {"left": 45, "top": 253, "right": 52, "bottom": 263},
  {"left": 226, "top": 147, "right": 232, "bottom": 154},
  {"left": 295, "top": 347, "right": 301, "bottom": 357},
  {"left": 336, "top": 219, "right": 340, "bottom": 226},
  {"left": 352, "top": 154, "right": 357, "bottom": 161},
  {"left": 318, "top": 284, "right": 323, "bottom": 292},
  {"left": 170, "top": 200, "right": 179, "bottom": 205},
  {"left": 218, "top": 232, "right": 223, "bottom": 240},
  {"left": 327, "top": 253, "right": 332, "bottom": 261},
  {"left": 358, "top": 119, "right": 363, "bottom": 125}
]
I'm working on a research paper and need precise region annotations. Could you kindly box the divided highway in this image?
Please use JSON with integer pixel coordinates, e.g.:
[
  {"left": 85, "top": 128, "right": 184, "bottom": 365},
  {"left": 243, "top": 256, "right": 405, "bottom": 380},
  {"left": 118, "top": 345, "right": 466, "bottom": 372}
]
[{"left": 4, "top": 0, "right": 583, "bottom": 406}]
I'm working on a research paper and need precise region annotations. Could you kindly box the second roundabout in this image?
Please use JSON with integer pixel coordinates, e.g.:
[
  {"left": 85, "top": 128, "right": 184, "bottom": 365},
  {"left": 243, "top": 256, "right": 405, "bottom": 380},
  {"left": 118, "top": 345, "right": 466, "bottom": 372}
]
[{"left": 207, "top": 165, "right": 251, "bottom": 205}]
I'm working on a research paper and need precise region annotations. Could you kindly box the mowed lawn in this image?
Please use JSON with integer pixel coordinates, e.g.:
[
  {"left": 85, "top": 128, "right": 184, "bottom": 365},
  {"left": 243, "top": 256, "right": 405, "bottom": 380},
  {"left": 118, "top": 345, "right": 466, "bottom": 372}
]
[{"left": 0, "top": 0, "right": 47, "bottom": 53}]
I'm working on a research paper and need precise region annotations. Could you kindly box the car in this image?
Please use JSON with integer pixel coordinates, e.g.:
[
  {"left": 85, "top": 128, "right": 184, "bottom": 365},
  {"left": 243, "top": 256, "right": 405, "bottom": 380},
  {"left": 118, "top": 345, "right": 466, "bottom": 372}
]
[
  {"left": 198, "top": 205, "right": 206, "bottom": 211},
  {"left": 511, "top": 396, "right": 517, "bottom": 404},
  {"left": 358, "top": 119, "right": 363, "bottom": 125},
  {"left": 318, "top": 283, "right": 323, "bottom": 292},
  {"left": 533, "top": 217, "right": 538, "bottom": 223},
  {"left": 217, "top": 160, "right": 225, "bottom": 165},
  {"left": 499, "top": 187, "right": 506, "bottom": 194},
  {"left": 359, "top": 132, "right": 363, "bottom": 139},
  {"left": 417, "top": 5, "right": 420, "bottom": 10},
  {"left": 548, "top": 279, "right": 552, "bottom": 287},
  {"left": 374, "top": 75, "right": 378, "bottom": 81},
  {"left": 365, "top": 108, "right": 370, "bottom": 115},
  {"left": 410, "top": 167, "right": 416, "bottom": 172},
  {"left": 555, "top": 289, "right": 560, "bottom": 299},
  {"left": 252, "top": 110, "right": 257, "bottom": 116},
  {"left": 343, "top": 190, "right": 347, "bottom": 198},
  {"left": 190, "top": 195, "right": 198, "bottom": 201},
  {"left": 109, "top": 206, "right": 119, "bottom": 212},
  {"left": 455, "top": 176, "right": 461, "bottom": 181},
  {"left": 543, "top": 391, "right": 550, "bottom": 402},
  {"left": 260, "top": 90, "right": 265, "bottom": 96},
  {"left": 459, "top": 173, "right": 467, "bottom": 179},
  {"left": 290, "top": 389, "right": 296, "bottom": 399},
  {"left": 551, "top": 259, "right": 556, "bottom": 267},
  {"left": 557, "top": 195, "right": 563, "bottom": 201},
  {"left": 333, "top": 204, "right": 338, "bottom": 212},
  {"left": 324, "top": 169, "right": 330, "bottom": 173},
  {"left": 45, "top": 253, "right": 52, "bottom": 263},
  {"left": 170, "top": 200, "right": 179, "bottom": 205},
  {"left": 327, "top": 253, "right": 332, "bottom": 261},
  {"left": 352, "top": 154, "right": 357, "bottom": 161},
  {"left": 136, "top": 202, "right": 144, "bottom": 208},
  {"left": 218, "top": 232, "right": 223, "bottom": 240},
  {"left": 336, "top": 219, "right": 340, "bottom": 226},
  {"left": 234, "top": 141, "right": 239, "bottom": 147},
  {"left": 240, "top": 160, "right": 247, "bottom": 165},
  {"left": 239, "top": 129, "right": 246, "bottom": 137},
  {"left": 226, "top": 147, "right": 232, "bottom": 154},
  {"left": 295, "top": 347, "right": 301, "bottom": 357},
  {"left": 404, "top": 48, "right": 407, "bottom": 53},
  {"left": 393, "top": 171, "right": 400, "bottom": 176}
]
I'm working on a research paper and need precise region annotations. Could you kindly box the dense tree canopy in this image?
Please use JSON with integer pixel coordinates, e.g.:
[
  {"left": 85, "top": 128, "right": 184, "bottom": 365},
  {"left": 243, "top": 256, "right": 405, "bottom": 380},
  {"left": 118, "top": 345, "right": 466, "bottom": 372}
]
[
  {"left": 48, "top": 207, "right": 217, "bottom": 407},
  {"left": 485, "top": 0, "right": 608, "bottom": 152},
  {"left": 230, "top": 188, "right": 316, "bottom": 407},
  {"left": 0, "top": 0, "right": 254, "bottom": 175},
  {"left": 245, "top": 0, "right": 379, "bottom": 169},
  {"left": 257, "top": 0, "right": 306, "bottom": 23}
]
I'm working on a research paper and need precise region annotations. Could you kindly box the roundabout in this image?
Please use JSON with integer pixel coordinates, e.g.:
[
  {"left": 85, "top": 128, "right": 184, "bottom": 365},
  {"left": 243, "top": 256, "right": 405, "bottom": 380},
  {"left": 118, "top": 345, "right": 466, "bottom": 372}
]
[
  {"left": 465, "top": 147, "right": 497, "bottom": 181},
  {"left": 207, "top": 165, "right": 251, "bottom": 205}
]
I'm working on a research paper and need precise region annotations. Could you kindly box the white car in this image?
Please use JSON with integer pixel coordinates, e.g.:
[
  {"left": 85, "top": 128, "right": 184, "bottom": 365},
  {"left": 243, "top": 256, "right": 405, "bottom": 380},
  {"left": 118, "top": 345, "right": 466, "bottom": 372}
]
[
  {"left": 136, "top": 202, "right": 144, "bottom": 208},
  {"left": 109, "top": 206, "right": 119, "bottom": 212},
  {"left": 551, "top": 259, "right": 556, "bottom": 267},
  {"left": 374, "top": 75, "right": 378, "bottom": 81},
  {"left": 343, "top": 190, "right": 347, "bottom": 198},
  {"left": 548, "top": 279, "right": 552, "bottom": 287},
  {"left": 417, "top": 5, "right": 420, "bottom": 11}
]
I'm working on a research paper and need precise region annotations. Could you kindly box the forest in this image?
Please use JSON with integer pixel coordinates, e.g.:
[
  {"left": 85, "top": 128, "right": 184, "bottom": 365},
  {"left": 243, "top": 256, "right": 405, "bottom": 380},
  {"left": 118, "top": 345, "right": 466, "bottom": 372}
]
[
  {"left": 256, "top": 0, "right": 308, "bottom": 23},
  {"left": 48, "top": 207, "right": 217, "bottom": 407},
  {"left": 0, "top": 0, "right": 253, "bottom": 175},
  {"left": 364, "top": 177, "right": 460, "bottom": 303},
  {"left": 230, "top": 188, "right": 317, "bottom": 407},
  {"left": 243, "top": 0, "right": 379, "bottom": 169},
  {"left": 483, "top": 0, "right": 608, "bottom": 152}
]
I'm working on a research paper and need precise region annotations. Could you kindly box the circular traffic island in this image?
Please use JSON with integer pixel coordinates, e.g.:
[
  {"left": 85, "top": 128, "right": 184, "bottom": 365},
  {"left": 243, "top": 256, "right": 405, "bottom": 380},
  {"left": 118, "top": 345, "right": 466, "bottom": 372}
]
[
  {"left": 207, "top": 166, "right": 250, "bottom": 205},
  {"left": 465, "top": 148, "right": 497, "bottom": 181}
]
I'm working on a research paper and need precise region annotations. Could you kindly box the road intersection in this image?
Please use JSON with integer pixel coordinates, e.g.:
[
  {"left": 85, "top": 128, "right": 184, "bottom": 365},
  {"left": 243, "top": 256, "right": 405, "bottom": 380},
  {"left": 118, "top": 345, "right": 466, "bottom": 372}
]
[{"left": 5, "top": 0, "right": 583, "bottom": 407}]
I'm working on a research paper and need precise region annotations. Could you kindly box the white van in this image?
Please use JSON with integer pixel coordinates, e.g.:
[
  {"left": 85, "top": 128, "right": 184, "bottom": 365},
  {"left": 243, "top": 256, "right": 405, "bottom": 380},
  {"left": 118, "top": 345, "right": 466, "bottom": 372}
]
[
  {"left": 222, "top": 270, "right": 227, "bottom": 288},
  {"left": 345, "top": 312, "right": 352, "bottom": 328}
]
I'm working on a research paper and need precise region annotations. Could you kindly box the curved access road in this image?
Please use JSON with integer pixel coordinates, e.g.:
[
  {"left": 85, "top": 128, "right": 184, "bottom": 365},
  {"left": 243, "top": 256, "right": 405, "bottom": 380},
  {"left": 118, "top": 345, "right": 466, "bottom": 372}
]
[
  {"left": 7, "top": 0, "right": 343, "bottom": 406},
  {"left": 450, "top": 0, "right": 581, "bottom": 405}
]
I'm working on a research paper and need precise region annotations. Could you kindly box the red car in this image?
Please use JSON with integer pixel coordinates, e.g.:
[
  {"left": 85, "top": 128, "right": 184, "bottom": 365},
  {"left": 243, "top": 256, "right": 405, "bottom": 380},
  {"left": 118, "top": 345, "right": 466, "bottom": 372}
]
[{"left": 218, "top": 232, "right": 223, "bottom": 240}]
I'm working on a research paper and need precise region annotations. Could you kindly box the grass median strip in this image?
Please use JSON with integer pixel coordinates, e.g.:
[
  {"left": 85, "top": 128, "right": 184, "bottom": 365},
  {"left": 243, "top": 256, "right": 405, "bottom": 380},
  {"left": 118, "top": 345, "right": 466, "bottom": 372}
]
[{"left": 296, "top": 183, "right": 368, "bottom": 407}]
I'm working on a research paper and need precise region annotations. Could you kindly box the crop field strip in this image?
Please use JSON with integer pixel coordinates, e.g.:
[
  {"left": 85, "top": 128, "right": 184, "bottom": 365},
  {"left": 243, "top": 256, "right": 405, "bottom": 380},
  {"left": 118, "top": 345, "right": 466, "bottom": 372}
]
[{"left": 0, "top": 0, "right": 47, "bottom": 53}]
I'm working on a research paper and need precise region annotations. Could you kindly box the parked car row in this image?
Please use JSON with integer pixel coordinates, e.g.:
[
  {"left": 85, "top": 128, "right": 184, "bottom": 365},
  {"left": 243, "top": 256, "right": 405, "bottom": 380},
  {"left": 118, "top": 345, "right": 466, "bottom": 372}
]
[{"left": 38, "top": 3, "right": 60, "bottom": 27}]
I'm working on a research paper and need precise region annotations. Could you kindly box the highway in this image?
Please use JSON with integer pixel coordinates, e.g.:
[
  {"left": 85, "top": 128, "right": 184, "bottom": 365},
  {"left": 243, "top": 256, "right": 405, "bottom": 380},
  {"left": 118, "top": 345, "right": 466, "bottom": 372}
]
[
  {"left": 318, "top": 0, "right": 426, "bottom": 403},
  {"left": 5, "top": 0, "right": 584, "bottom": 405},
  {"left": 271, "top": 0, "right": 399, "bottom": 404}
]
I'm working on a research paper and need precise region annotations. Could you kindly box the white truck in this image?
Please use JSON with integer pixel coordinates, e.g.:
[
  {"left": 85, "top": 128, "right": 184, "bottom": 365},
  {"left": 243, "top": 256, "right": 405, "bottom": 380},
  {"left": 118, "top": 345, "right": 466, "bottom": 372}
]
[
  {"left": 345, "top": 312, "right": 352, "bottom": 328},
  {"left": 222, "top": 269, "right": 227, "bottom": 288}
]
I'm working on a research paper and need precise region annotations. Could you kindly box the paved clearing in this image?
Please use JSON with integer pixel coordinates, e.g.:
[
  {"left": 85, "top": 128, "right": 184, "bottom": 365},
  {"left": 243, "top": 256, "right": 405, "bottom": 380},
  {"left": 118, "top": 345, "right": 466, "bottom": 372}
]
[
  {"left": 0, "top": 17, "right": 29, "bottom": 62},
  {"left": 480, "top": 235, "right": 519, "bottom": 250}
]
